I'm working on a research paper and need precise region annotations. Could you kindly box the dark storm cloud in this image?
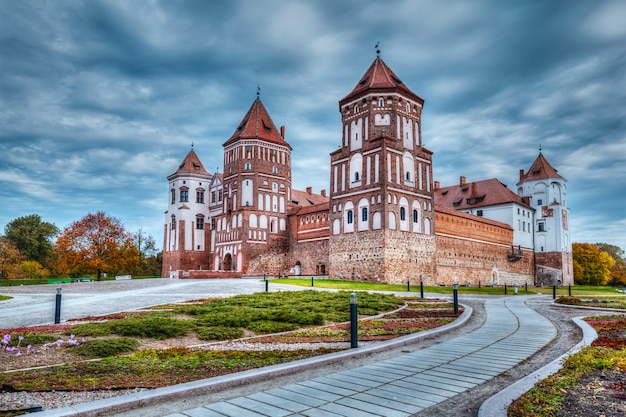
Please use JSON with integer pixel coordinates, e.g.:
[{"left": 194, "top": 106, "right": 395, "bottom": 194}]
[{"left": 0, "top": 0, "right": 624, "bottom": 249}]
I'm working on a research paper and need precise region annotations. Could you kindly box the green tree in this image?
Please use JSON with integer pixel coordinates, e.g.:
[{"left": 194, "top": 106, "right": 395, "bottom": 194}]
[
  {"left": 54, "top": 212, "right": 139, "bottom": 280},
  {"left": 573, "top": 242, "right": 615, "bottom": 285},
  {"left": 594, "top": 243, "right": 626, "bottom": 286},
  {"left": 594, "top": 242, "right": 624, "bottom": 264},
  {"left": 4, "top": 214, "right": 59, "bottom": 265},
  {"left": 132, "top": 229, "right": 162, "bottom": 276},
  {"left": 14, "top": 260, "right": 50, "bottom": 279}
]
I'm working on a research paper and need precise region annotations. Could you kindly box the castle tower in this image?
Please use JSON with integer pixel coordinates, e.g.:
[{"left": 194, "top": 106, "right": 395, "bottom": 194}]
[
  {"left": 210, "top": 95, "right": 293, "bottom": 274},
  {"left": 162, "top": 148, "right": 212, "bottom": 277},
  {"left": 517, "top": 151, "right": 573, "bottom": 285},
  {"left": 329, "top": 55, "right": 436, "bottom": 283}
]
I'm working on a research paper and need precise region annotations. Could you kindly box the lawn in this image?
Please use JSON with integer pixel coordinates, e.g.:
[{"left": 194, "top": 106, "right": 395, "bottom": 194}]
[{"left": 0, "top": 291, "right": 460, "bottom": 392}]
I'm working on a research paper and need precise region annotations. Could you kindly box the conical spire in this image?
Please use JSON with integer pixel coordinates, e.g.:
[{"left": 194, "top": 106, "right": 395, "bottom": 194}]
[
  {"left": 518, "top": 152, "right": 564, "bottom": 184},
  {"left": 223, "top": 97, "right": 290, "bottom": 148},
  {"left": 170, "top": 149, "right": 209, "bottom": 177},
  {"left": 341, "top": 56, "right": 423, "bottom": 104}
]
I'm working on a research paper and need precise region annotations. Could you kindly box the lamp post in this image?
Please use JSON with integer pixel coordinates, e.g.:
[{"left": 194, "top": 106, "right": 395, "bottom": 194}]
[
  {"left": 54, "top": 287, "right": 62, "bottom": 324},
  {"left": 350, "top": 293, "right": 358, "bottom": 348},
  {"left": 420, "top": 275, "right": 424, "bottom": 299}
]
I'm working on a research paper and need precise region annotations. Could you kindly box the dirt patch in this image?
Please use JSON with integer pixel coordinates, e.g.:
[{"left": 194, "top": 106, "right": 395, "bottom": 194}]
[{"left": 558, "top": 370, "right": 626, "bottom": 417}]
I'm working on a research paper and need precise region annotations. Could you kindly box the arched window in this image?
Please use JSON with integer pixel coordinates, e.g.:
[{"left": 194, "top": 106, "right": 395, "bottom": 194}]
[
  {"left": 413, "top": 209, "right": 418, "bottom": 223},
  {"left": 379, "top": 98, "right": 384, "bottom": 107},
  {"left": 354, "top": 171, "right": 360, "bottom": 182},
  {"left": 406, "top": 171, "right": 411, "bottom": 181},
  {"left": 245, "top": 162, "right": 251, "bottom": 170},
  {"left": 406, "top": 103, "right": 410, "bottom": 113},
  {"left": 362, "top": 207, "right": 368, "bottom": 222},
  {"left": 273, "top": 166, "right": 278, "bottom": 174},
  {"left": 171, "top": 189, "right": 175, "bottom": 204},
  {"left": 347, "top": 210, "right": 353, "bottom": 224},
  {"left": 171, "top": 215, "right": 176, "bottom": 230},
  {"left": 400, "top": 207, "right": 406, "bottom": 221},
  {"left": 354, "top": 104, "right": 359, "bottom": 113}
]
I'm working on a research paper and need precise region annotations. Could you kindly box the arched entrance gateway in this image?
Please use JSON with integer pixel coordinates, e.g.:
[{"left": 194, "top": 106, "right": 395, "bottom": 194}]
[{"left": 222, "top": 253, "right": 233, "bottom": 271}]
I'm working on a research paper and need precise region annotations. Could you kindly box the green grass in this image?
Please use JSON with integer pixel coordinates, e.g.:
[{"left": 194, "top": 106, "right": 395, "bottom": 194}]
[
  {"left": 73, "top": 337, "right": 140, "bottom": 358},
  {"left": 534, "top": 285, "right": 625, "bottom": 297},
  {"left": 0, "top": 294, "right": 12, "bottom": 301},
  {"left": 270, "top": 278, "right": 533, "bottom": 295}
]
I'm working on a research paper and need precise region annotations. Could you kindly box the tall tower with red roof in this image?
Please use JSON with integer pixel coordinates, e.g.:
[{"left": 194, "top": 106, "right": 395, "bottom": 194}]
[
  {"left": 210, "top": 94, "right": 293, "bottom": 274},
  {"left": 328, "top": 55, "right": 436, "bottom": 283},
  {"left": 162, "top": 148, "right": 212, "bottom": 277},
  {"left": 517, "top": 151, "right": 573, "bottom": 285}
]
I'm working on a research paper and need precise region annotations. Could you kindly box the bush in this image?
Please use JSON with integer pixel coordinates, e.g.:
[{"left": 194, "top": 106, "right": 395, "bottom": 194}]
[
  {"left": 66, "top": 322, "right": 113, "bottom": 337},
  {"left": 196, "top": 326, "right": 244, "bottom": 341},
  {"left": 73, "top": 337, "right": 140, "bottom": 357},
  {"left": 109, "top": 315, "right": 192, "bottom": 339},
  {"left": 246, "top": 321, "right": 300, "bottom": 334},
  {"left": 555, "top": 296, "right": 582, "bottom": 305}
]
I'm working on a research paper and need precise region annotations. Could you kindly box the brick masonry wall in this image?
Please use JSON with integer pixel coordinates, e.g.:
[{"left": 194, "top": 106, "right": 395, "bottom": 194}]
[
  {"left": 289, "top": 239, "right": 330, "bottom": 276},
  {"left": 536, "top": 251, "right": 574, "bottom": 286}
]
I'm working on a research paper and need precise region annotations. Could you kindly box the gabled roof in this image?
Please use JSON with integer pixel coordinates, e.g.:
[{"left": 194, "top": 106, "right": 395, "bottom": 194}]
[
  {"left": 517, "top": 152, "right": 564, "bottom": 184},
  {"left": 290, "top": 188, "right": 330, "bottom": 207},
  {"left": 223, "top": 97, "right": 291, "bottom": 149},
  {"left": 340, "top": 56, "right": 424, "bottom": 104},
  {"left": 435, "top": 178, "right": 531, "bottom": 210},
  {"left": 168, "top": 149, "right": 210, "bottom": 179}
]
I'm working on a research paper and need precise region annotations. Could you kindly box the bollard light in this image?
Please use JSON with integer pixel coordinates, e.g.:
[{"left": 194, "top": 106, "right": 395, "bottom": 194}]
[
  {"left": 54, "top": 287, "right": 62, "bottom": 324},
  {"left": 420, "top": 275, "right": 424, "bottom": 299},
  {"left": 453, "top": 283, "right": 459, "bottom": 316},
  {"left": 350, "top": 293, "right": 358, "bottom": 348}
]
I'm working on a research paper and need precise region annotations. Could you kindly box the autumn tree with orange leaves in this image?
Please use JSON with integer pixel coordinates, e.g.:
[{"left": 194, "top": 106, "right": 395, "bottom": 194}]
[{"left": 54, "top": 212, "right": 139, "bottom": 280}]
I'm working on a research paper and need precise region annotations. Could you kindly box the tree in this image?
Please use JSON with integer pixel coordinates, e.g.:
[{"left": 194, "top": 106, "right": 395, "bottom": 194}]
[
  {"left": 14, "top": 260, "right": 50, "bottom": 279},
  {"left": 4, "top": 214, "right": 59, "bottom": 266},
  {"left": 54, "top": 212, "right": 139, "bottom": 280},
  {"left": 594, "top": 243, "right": 624, "bottom": 264},
  {"left": 131, "top": 229, "right": 162, "bottom": 276},
  {"left": 572, "top": 242, "right": 615, "bottom": 285},
  {"left": 0, "top": 238, "right": 23, "bottom": 279}
]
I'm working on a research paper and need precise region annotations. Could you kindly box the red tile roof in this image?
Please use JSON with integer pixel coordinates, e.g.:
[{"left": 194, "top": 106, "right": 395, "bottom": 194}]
[
  {"left": 517, "top": 153, "right": 564, "bottom": 184},
  {"left": 435, "top": 178, "right": 531, "bottom": 210},
  {"left": 341, "top": 57, "right": 424, "bottom": 104},
  {"left": 290, "top": 188, "right": 330, "bottom": 207},
  {"left": 169, "top": 149, "right": 210, "bottom": 177},
  {"left": 223, "top": 97, "right": 291, "bottom": 149}
]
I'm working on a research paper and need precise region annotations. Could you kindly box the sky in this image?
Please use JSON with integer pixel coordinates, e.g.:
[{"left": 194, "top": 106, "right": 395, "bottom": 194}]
[{"left": 1, "top": 0, "right": 625, "bottom": 251}]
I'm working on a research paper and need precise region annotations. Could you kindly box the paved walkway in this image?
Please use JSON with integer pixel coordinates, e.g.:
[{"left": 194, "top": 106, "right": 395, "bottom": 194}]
[{"left": 162, "top": 296, "right": 556, "bottom": 417}]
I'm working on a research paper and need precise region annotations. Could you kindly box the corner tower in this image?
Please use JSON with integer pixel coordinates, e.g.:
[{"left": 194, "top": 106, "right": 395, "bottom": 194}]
[
  {"left": 329, "top": 56, "right": 436, "bottom": 283},
  {"left": 211, "top": 95, "right": 293, "bottom": 274},
  {"left": 517, "top": 151, "right": 573, "bottom": 285},
  {"left": 162, "top": 148, "right": 212, "bottom": 277}
]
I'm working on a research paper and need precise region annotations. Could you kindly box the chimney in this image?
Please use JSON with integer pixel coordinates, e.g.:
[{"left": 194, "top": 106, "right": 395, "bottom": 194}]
[
  {"left": 280, "top": 125, "right": 285, "bottom": 139},
  {"left": 519, "top": 169, "right": 525, "bottom": 181},
  {"left": 320, "top": 189, "right": 327, "bottom": 197},
  {"left": 434, "top": 181, "right": 440, "bottom": 191},
  {"left": 306, "top": 186, "right": 312, "bottom": 194},
  {"left": 460, "top": 176, "right": 466, "bottom": 186},
  {"left": 471, "top": 182, "right": 478, "bottom": 198}
]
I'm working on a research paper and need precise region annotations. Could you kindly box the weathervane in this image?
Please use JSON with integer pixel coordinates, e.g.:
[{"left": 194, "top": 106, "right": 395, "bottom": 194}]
[{"left": 375, "top": 41, "right": 380, "bottom": 56}]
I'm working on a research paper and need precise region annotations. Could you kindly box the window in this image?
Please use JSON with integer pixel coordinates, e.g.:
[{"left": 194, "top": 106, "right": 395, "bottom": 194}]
[
  {"left": 362, "top": 207, "right": 368, "bottom": 222},
  {"left": 538, "top": 221, "right": 545, "bottom": 232},
  {"left": 354, "top": 104, "right": 359, "bottom": 113},
  {"left": 477, "top": 210, "right": 483, "bottom": 216},
  {"left": 196, "top": 191, "right": 204, "bottom": 203},
  {"left": 400, "top": 207, "right": 406, "bottom": 221},
  {"left": 180, "top": 190, "right": 189, "bottom": 202},
  {"left": 218, "top": 190, "right": 223, "bottom": 201},
  {"left": 171, "top": 215, "right": 176, "bottom": 230},
  {"left": 379, "top": 98, "right": 384, "bottom": 107},
  {"left": 537, "top": 199, "right": 543, "bottom": 206},
  {"left": 245, "top": 163, "right": 251, "bottom": 170},
  {"left": 406, "top": 171, "right": 411, "bottom": 181},
  {"left": 171, "top": 189, "right": 175, "bottom": 204},
  {"left": 354, "top": 172, "right": 360, "bottom": 182},
  {"left": 211, "top": 191, "right": 216, "bottom": 203},
  {"left": 196, "top": 217, "right": 204, "bottom": 230},
  {"left": 273, "top": 166, "right": 278, "bottom": 174},
  {"left": 210, "top": 218, "right": 216, "bottom": 230},
  {"left": 347, "top": 210, "right": 353, "bottom": 224},
  {"left": 413, "top": 209, "right": 418, "bottom": 223}
]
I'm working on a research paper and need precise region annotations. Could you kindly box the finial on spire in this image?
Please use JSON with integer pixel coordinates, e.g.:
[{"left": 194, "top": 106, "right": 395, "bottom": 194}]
[
  {"left": 191, "top": 142, "right": 194, "bottom": 149},
  {"left": 375, "top": 41, "right": 380, "bottom": 57},
  {"left": 257, "top": 84, "right": 260, "bottom": 98},
  {"left": 539, "top": 144, "right": 542, "bottom": 155}
]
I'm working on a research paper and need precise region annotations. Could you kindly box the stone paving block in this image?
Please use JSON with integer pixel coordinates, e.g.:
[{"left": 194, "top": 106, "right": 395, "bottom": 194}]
[
  {"left": 389, "top": 378, "right": 459, "bottom": 399},
  {"left": 421, "top": 369, "right": 487, "bottom": 384},
  {"left": 401, "top": 375, "right": 469, "bottom": 393},
  {"left": 341, "top": 368, "right": 396, "bottom": 384},
  {"left": 177, "top": 407, "right": 226, "bottom": 417},
  {"left": 319, "top": 401, "right": 385, "bottom": 417},
  {"left": 266, "top": 387, "right": 328, "bottom": 407},
  {"left": 247, "top": 392, "right": 311, "bottom": 413},
  {"left": 349, "top": 391, "right": 424, "bottom": 414},
  {"left": 296, "top": 380, "right": 358, "bottom": 397},
  {"left": 369, "top": 385, "right": 445, "bottom": 406},
  {"left": 335, "top": 396, "right": 412, "bottom": 417},
  {"left": 313, "top": 375, "right": 373, "bottom": 391},
  {"left": 228, "top": 396, "right": 292, "bottom": 416},
  {"left": 206, "top": 401, "right": 268, "bottom": 416}
]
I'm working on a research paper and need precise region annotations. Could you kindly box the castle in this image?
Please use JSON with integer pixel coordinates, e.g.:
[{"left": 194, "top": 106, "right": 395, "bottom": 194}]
[{"left": 162, "top": 55, "right": 573, "bottom": 286}]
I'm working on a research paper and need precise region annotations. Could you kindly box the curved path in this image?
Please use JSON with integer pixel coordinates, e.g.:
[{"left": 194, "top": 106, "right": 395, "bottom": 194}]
[{"left": 156, "top": 296, "right": 556, "bottom": 417}]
